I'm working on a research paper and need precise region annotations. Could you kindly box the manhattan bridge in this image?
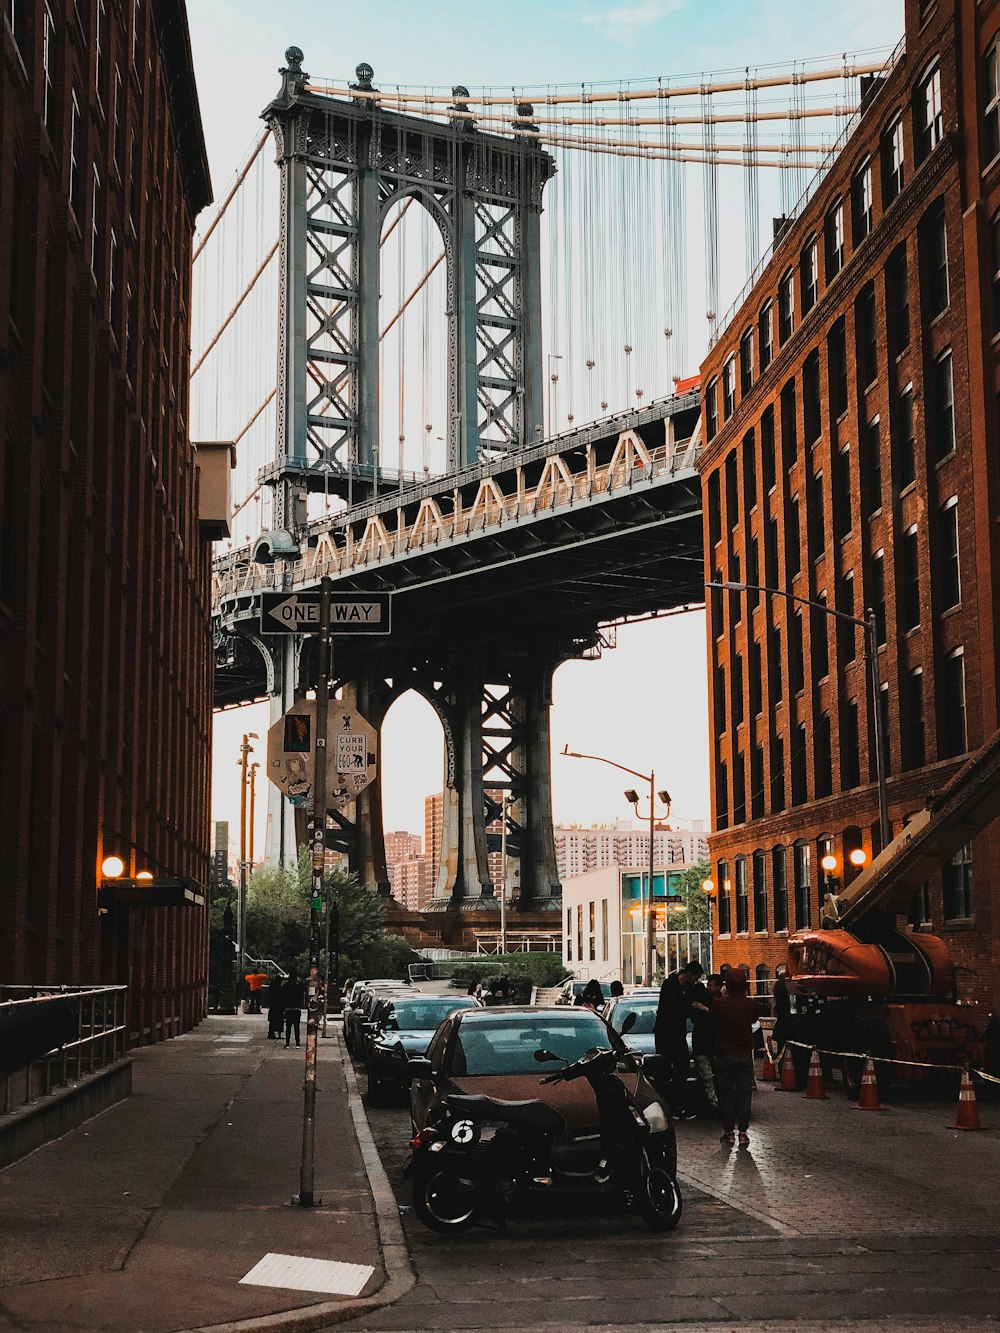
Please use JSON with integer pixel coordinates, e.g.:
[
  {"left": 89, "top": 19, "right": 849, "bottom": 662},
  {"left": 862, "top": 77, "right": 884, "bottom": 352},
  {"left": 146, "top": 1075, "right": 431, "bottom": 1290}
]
[{"left": 200, "top": 43, "right": 895, "bottom": 929}]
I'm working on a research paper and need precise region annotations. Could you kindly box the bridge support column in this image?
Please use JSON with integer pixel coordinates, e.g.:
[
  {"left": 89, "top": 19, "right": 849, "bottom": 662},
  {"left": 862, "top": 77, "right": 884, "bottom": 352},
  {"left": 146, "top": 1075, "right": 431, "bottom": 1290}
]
[
  {"left": 518, "top": 666, "right": 561, "bottom": 909},
  {"left": 356, "top": 127, "right": 380, "bottom": 481},
  {"left": 454, "top": 186, "right": 481, "bottom": 471},
  {"left": 349, "top": 675, "right": 391, "bottom": 896},
  {"left": 264, "top": 635, "right": 303, "bottom": 869},
  {"left": 456, "top": 673, "right": 492, "bottom": 903}
]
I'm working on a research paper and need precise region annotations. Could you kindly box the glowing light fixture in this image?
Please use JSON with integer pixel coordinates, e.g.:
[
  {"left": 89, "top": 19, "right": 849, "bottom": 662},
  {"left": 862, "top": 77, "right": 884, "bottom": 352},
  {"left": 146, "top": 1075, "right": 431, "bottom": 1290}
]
[
  {"left": 101, "top": 855, "right": 125, "bottom": 879},
  {"left": 820, "top": 854, "right": 838, "bottom": 873},
  {"left": 702, "top": 878, "right": 716, "bottom": 897},
  {"left": 849, "top": 848, "right": 868, "bottom": 868},
  {"left": 135, "top": 870, "right": 154, "bottom": 881}
]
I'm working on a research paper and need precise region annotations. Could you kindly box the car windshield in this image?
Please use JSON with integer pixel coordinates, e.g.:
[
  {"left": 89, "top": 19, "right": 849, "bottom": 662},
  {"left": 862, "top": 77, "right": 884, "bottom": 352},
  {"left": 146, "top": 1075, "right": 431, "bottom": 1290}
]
[
  {"left": 610, "top": 1002, "right": 657, "bottom": 1035},
  {"left": 572, "top": 981, "right": 612, "bottom": 998},
  {"left": 388, "top": 998, "right": 476, "bottom": 1030},
  {"left": 452, "top": 1012, "right": 612, "bottom": 1076}
]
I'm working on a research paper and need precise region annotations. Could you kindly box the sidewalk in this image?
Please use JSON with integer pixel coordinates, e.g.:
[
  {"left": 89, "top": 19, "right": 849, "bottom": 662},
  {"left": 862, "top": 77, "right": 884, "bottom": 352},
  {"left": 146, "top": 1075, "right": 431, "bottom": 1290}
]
[{"left": 0, "top": 1015, "right": 411, "bottom": 1333}]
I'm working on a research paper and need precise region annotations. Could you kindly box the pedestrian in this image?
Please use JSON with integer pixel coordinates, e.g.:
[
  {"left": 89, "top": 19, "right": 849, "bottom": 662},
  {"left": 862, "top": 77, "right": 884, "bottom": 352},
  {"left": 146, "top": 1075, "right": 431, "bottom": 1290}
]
[
  {"left": 265, "top": 974, "right": 284, "bottom": 1040},
  {"left": 772, "top": 964, "right": 793, "bottom": 1053},
  {"left": 283, "top": 967, "right": 305, "bottom": 1047},
  {"left": 713, "top": 970, "right": 760, "bottom": 1147},
  {"left": 689, "top": 972, "right": 722, "bottom": 1114},
  {"left": 610, "top": 980, "right": 624, "bottom": 998},
  {"left": 654, "top": 959, "right": 703, "bottom": 1119},
  {"left": 580, "top": 980, "right": 604, "bottom": 1011}
]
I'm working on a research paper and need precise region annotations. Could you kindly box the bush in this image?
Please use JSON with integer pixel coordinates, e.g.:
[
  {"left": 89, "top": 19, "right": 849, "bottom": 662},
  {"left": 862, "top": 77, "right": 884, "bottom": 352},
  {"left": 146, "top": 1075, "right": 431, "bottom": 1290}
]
[{"left": 448, "top": 953, "right": 571, "bottom": 1003}]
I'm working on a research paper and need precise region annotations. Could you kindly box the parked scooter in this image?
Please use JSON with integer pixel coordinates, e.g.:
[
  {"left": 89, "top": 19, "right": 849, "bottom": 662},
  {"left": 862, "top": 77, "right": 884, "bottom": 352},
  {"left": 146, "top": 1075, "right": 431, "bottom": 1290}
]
[{"left": 406, "top": 1025, "right": 682, "bottom": 1235}]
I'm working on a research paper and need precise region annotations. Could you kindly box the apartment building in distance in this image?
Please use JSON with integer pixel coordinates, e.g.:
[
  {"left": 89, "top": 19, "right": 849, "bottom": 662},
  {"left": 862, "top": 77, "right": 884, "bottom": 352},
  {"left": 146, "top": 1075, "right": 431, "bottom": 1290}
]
[
  {"left": 1, "top": 1, "right": 214, "bottom": 1039},
  {"left": 698, "top": 0, "right": 1000, "bottom": 1008},
  {"left": 555, "top": 820, "right": 709, "bottom": 883}
]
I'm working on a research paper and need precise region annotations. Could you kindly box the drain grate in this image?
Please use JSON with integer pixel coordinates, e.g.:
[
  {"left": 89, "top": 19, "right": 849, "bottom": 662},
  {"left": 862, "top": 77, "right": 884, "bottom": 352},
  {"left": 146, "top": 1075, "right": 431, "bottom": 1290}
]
[{"left": 240, "top": 1252, "right": 374, "bottom": 1297}]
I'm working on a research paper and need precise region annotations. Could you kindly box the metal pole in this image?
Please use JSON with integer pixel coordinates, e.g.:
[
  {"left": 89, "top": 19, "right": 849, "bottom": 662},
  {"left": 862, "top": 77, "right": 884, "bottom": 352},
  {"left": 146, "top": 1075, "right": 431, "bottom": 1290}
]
[
  {"left": 299, "top": 576, "right": 331, "bottom": 1207},
  {"left": 322, "top": 893, "right": 332, "bottom": 1039},
  {"left": 248, "top": 762, "right": 259, "bottom": 874},
  {"left": 866, "top": 609, "right": 891, "bottom": 852},
  {"left": 646, "top": 772, "right": 656, "bottom": 985},
  {"left": 499, "top": 795, "right": 509, "bottom": 955},
  {"left": 237, "top": 735, "right": 253, "bottom": 982}
]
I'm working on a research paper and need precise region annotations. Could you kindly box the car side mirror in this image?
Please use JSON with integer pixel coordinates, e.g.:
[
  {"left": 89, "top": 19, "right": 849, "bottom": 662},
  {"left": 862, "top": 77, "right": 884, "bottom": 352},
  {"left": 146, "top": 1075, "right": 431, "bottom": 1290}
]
[
  {"left": 409, "top": 1056, "right": 433, "bottom": 1080},
  {"left": 621, "top": 1011, "right": 638, "bottom": 1036},
  {"left": 533, "top": 1048, "right": 560, "bottom": 1063}
]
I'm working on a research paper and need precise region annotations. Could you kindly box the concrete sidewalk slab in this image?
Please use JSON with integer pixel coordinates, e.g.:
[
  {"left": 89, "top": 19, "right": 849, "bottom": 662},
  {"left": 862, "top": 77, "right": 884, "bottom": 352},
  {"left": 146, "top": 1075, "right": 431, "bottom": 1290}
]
[{"left": 0, "top": 1015, "right": 412, "bottom": 1333}]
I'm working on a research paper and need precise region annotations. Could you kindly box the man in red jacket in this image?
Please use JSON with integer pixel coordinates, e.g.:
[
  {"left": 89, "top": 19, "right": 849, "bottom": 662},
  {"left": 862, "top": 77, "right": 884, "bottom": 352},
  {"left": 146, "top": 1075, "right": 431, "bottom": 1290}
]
[{"left": 713, "top": 970, "right": 759, "bottom": 1147}]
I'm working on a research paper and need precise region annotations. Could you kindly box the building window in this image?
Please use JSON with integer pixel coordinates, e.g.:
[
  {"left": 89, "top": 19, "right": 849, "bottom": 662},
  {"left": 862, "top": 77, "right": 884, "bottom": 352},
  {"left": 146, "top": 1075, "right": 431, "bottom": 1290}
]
[
  {"left": 761, "top": 406, "right": 775, "bottom": 491},
  {"left": 991, "top": 212, "right": 1000, "bottom": 335},
  {"left": 886, "top": 243, "right": 910, "bottom": 353},
  {"left": 938, "top": 496, "right": 960, "bottom": 610},
  {"left": 750, "top": 638, "right": 762, "bottom": 716},
  {"left": 733, "top": 749, "right": 746, "bottom": 825},
  {"left": 739, "top": 328, "right": 754, "bottom": 396},
  {"left": 718, "top": 859, "right": 731, "bottom": 935},
  {"left": 705, "top": 378, "right": 719, "bottom": 442},
  {"left": 834, "top": 445, "right": 852, "bottom": 539},
  {"left": 743, "top": 430, "right": 757, "bottom": 514},
  {"left": 789, "top": 610, "right": 804, "bottom": 694},
  {"left": 838, "top": 570, "right": 856, "bottom": 663},
  {"left": 943, "top": 844, "right": 973, "bottom": 922},
  {"left": 855, "top": 282, "right": 878, "bottom": 389},
  {"left": 920, "top": 198, "right": 949, "bottom": 319},
  {"left": 863, "top": 415, "right": 882, "bottom": 517},
  {"left": 906, "top": 668, "right": 926, "bottom": 769},
  {"left": 747, "top": 534, "right": 759, "bottom": 606},
  {"left": 771, "top": 733, "right": 786, "bottom": 812},
  {"left": 815, "top": 712, "right": 832, "bottom": 799},
  {"left": 841, "top": 699, "right": 860, "bottom": 788},
  {"left": 96, "top": 0, "right": 106, "bottom": 100},
  {"left": 802, "top": 351, "right": 821, "bottom": 443},
  {"left": 732, "top": 654, "right": 744, "bottom": 726},
  {"left": 808, "top": 471, "right": 825, "bottom": 563},
  {"left": 716, "top": 758, "right": 729, "bottom": 831},
  {"left": 708, "top": 471, "right": 721, "bottom": 545},
  {"left": 778, "top": 270, "right": 795, "bottom": 343},
  {"left": 812, "top": 596, "right": 829, "bottom": 679},
  {"left": 931, "top": 350, "right": 955, "bottom": 460},
  {"left": 780, "top": 378, "right": 797, "bottom": 464},
  {"left": 723, "top": 356, "right": 736, "bottom": 420},
  {"left": 828, "top": 318, "right": 848, "bottom": 420},
  {"left": 601, "top": 899, "right": 608, "bottom": 958},
  {"left": 765, "top": 514, "right": 779, "bottom": 587},
  {"left": 800, "top": 237, "right": 819, "bottom": 315},
  {"left": 901, "top": 525, "right": 920, "bottom": 631},
  {"left": 852, "top": 158, "right": 873, "bottom": 244},
  {"left": 986, "top": 38, "right": 1000, "bottom": 166},
  {"left": 566, "top": 908, "right": 573, "bottom": 960},
  {"left": 768, "top": 620, "right": 782, "bottom": 704},
  {"left": 752, "top": 851, "right": 767, "bottom": 930},
  {"left": 132, "top": 0, "right": 144, "bottom": 65},
  {"left": 751, "top": 743, "right": 765, "bottom": 820},
  {"left": 725, "top": 450, "right": 739, "bottom": 529},
  {"left": 577, "top": 904, "right": 583, "bottom": 962},
  {"left": 881, "top": 115, "right": 905, "bottom": 205},
  {"left": 42, "top": 5, "right": 56, "bottom": 131},
  {"left": 8, "top": 0, "right": 27, "bottom": 54},
  {"left": 69, "top": 92, "right": 82, "bottom": 216},
  {"left": 825, "top": 201, "right": 845, "bottom": 279},
  {"left": 793, "top": 840, "right": 812, "bottom": 928},
  {"left": 791, "top": 722, "right": 808, "bottom": 807},
  {"left": 942, "top": 647, "right": 966, "bottom": 757},
  {"left": 897, "top": 383, "right": 916, "bottom": 488},
  {"left": 872, "top": 549, "right": 886, "bottom": 646},
  {"left": 787, "top": 495, "right": 801, "bottom": 577},
  {"left": 915, "top": 62, "right": 943, "bottom": 162},
  {"left": 759, "top": 301, "right": 773, "bottom": 370},
  {"left": 90, "top": 166, "right": 101, "bottom": 277},
  {"left": 713, "top": 661, "right": 726, "bottom": 732},
  {"left": 589, "top": 901, "right": 596, "bottom": 961},
  {"left": 772, "top": 845, "right": 788, "bottom": 932},
  {"left": 735, "top": 856, "right": 749, "bottom": 933}
]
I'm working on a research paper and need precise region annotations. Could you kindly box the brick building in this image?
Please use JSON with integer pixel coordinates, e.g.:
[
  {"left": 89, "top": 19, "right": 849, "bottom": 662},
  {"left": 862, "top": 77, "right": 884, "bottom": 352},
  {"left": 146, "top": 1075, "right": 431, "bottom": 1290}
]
[
  {"left": 698, "top": 0, "right": 1000, "bottom": 1009},
  {"left": 1, "top": 1, "right": 213, "bottom": 1038}
]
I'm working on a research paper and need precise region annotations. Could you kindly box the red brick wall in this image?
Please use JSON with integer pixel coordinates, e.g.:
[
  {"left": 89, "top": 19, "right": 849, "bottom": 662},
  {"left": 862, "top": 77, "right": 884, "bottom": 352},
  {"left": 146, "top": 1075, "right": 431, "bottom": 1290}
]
[
  {"left": 0, "top": 1, "right": 213, "bottom": 1039},
  {"left": 698, "top": 0, "right": 1000, "bottom": 1011}
]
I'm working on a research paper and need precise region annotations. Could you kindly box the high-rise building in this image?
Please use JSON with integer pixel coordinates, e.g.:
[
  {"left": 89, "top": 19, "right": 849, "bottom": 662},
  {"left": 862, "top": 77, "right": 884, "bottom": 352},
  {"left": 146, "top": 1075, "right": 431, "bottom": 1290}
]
[
  {"left": 555, "top": 821, "right": 709, "bottom": 882},
  {"left": 424, "top": 792, "right": 444, "bottom": 895},
  {"left": 384, "top": 831, "right": 422, "bottom": 865},
  {"left": 698, "top": 0, "right": 1000, "bottom": 1008},
  {"left": 0, "top": 0, "right": 213, "bottom": 1039}
]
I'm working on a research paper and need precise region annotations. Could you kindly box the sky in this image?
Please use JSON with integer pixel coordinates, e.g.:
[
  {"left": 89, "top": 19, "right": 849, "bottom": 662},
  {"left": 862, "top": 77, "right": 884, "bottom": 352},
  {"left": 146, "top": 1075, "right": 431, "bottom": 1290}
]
[{"left": 196, "top": 0, "right": 905, "bottom": 861}]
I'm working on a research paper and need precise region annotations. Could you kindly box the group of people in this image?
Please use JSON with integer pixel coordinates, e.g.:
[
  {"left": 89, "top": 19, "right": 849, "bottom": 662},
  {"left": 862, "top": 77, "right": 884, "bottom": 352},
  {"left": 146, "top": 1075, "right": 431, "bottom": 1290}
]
[
  {"left": 654, "top": 960, "right": 760, "bottom": 1147},
  {"left": 468, "top": 977, "right": 513, "bottom": 1005},
  {"left": 262, "top": 970, "right": 307, "bottom": 1047}
]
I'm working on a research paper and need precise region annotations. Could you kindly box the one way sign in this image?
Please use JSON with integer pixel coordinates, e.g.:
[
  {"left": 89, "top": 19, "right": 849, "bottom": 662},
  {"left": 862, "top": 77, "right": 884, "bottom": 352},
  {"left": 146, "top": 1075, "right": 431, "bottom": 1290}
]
[{"left": 259, "top": 592, "right": 392, "bottom": 635}]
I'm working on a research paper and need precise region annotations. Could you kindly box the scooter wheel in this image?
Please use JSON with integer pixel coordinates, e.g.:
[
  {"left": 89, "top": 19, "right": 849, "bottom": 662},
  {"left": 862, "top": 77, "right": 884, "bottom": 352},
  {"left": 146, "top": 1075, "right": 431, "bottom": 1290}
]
[
  {"left": 412, "top": 1168, "right": 481, "bottom": 1234},
  {"left": 635, "top": 1148, "right": 683, "bottom": 1232}
]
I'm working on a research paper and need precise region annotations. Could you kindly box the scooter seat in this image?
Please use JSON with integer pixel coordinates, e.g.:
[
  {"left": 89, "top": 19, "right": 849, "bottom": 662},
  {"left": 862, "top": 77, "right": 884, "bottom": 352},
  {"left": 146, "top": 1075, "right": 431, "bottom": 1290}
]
[{"left": 447, "top": 1093, "right": 566, "bottom": 1132}]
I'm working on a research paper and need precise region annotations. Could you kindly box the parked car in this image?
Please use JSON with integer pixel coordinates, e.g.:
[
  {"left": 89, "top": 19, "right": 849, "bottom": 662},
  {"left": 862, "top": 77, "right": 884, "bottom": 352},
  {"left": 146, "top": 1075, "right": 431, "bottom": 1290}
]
[
  {"left": 602, "top": 994, "right": 659, "bottom": 1056},
  {"left": 555, "top": 979, "right": 614, "bottom": 1007},
  {"left": 364, "top": 994, "right": 481, "bottom": 1103},
  {"left": 409, "top": 1005, "right": 673, "bottom": 1141},
  {"left": 345, "top": 982, "right": 415, "bottom": 1056}
]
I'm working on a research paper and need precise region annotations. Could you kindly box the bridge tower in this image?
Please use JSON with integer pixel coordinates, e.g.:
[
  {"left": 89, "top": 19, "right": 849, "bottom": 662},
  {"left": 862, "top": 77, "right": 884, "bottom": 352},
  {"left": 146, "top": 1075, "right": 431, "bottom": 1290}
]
[{"left": 253, "top": 50, "right": 563, "bottom": 925}]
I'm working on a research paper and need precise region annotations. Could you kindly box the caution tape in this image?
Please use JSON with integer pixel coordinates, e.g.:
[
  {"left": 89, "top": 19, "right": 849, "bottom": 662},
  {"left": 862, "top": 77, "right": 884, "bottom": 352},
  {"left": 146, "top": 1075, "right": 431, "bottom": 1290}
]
[{"left": 779, "top": 1038, "right": 1000, "bottom": 1085}]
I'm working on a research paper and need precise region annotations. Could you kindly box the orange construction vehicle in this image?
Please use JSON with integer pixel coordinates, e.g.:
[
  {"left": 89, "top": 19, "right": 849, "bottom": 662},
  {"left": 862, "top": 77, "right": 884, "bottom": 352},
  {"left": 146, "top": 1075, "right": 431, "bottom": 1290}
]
[{"left": 784, "top": 729, "right": 1000, "bottom": 1096}]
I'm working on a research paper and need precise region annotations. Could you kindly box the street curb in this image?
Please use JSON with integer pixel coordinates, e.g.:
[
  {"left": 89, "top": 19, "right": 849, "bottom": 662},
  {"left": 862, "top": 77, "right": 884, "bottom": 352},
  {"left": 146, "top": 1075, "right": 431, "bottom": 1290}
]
[{"left": 184, "top": 1029, "right": 415, "bottom": 1333}]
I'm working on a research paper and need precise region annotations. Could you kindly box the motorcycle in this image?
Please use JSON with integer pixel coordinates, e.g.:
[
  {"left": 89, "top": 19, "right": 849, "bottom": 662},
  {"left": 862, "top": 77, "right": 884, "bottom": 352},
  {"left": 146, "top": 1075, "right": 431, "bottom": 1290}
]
[{"left": 406, "top": 1026, "right": 683, "bottom": 1235}]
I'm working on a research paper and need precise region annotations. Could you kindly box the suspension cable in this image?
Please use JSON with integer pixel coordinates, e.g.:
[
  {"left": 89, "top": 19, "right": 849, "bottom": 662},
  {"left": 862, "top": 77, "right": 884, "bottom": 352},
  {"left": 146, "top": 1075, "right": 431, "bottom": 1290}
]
[
  {"left": 191, "top": 240, "right": 279, "bottom": 377},
  {"left": 193, "top": 128, "right": 271, "bottom": 263}
]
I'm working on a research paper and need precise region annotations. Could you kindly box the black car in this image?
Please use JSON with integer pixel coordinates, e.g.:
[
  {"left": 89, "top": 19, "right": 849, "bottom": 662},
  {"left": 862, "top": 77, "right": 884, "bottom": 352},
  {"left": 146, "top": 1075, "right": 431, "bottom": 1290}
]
[{"left": 365, "top": 994, "right": 481, "bottom": 1103}]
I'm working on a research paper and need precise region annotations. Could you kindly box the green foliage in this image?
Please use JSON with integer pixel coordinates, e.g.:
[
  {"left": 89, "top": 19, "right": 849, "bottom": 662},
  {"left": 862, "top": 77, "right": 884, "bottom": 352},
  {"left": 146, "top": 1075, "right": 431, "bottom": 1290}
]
[
  {"left": 244, "top": 850, "right": 419, "bottom": 982},
  {"left": 672, "top": 858, "right": 713, "bottom": 932},
  {"left": 447, "top": 952, "right": 571, "bottom": 1004}
]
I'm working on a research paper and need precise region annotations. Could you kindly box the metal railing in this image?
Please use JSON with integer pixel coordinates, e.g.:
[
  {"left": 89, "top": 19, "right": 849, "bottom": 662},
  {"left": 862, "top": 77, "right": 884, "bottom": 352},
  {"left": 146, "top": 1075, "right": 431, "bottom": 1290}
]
[{"left": 0, "top": 985, "right": 128, "bottom": 1114}]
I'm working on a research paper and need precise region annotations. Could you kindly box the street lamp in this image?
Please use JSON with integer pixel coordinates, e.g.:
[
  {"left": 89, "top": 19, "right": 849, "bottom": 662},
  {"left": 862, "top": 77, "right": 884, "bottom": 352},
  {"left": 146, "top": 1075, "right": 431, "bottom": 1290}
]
[
  {"left": 237, "top": 732, "right": 259, "bottom": 975},
  {"left": 561, "top": 745, "right": 670, "bottom": 984},
  {"left": 707, "top": 579, "right": 890, "bottom": 851},
  {"left": 849, "top": 847, "right": 868, "bottom": 869},
  {"left": 499, "top": 792, "right": 513, "bottom": 956}
]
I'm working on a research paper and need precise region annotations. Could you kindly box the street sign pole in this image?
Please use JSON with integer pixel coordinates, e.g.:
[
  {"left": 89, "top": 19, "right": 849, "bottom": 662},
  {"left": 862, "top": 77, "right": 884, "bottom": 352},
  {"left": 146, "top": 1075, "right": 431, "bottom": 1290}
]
[{"left": 298, "top": 576, "right": 330, "bottom": 1208}]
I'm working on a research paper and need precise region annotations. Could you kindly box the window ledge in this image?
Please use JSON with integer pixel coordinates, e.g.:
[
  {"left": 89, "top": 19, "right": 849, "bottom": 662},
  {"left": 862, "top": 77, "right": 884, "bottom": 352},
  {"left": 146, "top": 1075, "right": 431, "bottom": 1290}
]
[
  {"left": 899, "top": 480, "right": 917, "bottom": 500},
  {"left": 934, "top": 448, "right": 957, "bottom": 469},
  {"left": 940, "top": 602, "right": 962, "bottom": 620},
  {"left": 928, "top": 307, "right": 950, "bottom": 331},
  {"left": 944, "top": 918, "right": 976, "bottom": 931}
]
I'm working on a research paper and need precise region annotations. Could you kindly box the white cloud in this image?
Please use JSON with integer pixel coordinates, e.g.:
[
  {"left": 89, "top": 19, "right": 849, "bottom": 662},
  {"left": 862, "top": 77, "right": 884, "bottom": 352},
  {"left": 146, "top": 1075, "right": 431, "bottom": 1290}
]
[{"left": 579, "top": 0, "right": 687, "bottom": 38}]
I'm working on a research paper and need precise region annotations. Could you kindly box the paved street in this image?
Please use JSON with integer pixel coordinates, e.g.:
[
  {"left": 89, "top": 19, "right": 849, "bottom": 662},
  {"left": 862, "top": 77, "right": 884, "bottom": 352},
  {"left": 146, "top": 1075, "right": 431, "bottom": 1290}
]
[{"left": 331, "top": 1036, "right": 1000, "bottom": 1332}]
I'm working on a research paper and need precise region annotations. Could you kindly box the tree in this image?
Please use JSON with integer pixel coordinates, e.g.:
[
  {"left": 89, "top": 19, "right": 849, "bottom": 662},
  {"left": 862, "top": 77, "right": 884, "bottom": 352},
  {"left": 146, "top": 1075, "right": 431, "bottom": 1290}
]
[
  {"left": 244, "top": 850, "right": 418, "bottom": 981},
  {"left": 673, "top": 859, "right": 713, "bottom": 933}
]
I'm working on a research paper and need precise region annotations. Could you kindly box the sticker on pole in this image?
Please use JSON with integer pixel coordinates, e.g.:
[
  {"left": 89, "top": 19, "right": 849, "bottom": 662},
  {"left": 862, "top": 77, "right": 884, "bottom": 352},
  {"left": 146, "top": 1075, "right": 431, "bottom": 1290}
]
[
  {"left": 329, "top": 708, "right": 377, "bottom": 809},
  {"left": 265, "top": 700, "right": 377, "bottom": 811}
]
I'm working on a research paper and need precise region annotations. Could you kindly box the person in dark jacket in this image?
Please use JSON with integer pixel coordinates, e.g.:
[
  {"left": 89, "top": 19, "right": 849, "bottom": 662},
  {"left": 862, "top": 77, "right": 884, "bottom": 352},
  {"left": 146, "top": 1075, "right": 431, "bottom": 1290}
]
[
  {"left": 265, "top": 975, "right": 284, "bottom": 1040},
  {"left": 654, "top": 959, "right": 703, "bottom": 1117},
  {"left": 580, "top": 980, "right": 605, "bottom": 1011},
  {"left": 713, "top": 970, "right": 760, "bottom": 1147},
  {"left": 772, "top": 965, "right": 793, "bottom": 1051},
  {"left": 689, "top": 972, "right": 722, "bottom": 1112},
  {"left": 283, "top": 968, "right": 306, "bottom": 1047}
]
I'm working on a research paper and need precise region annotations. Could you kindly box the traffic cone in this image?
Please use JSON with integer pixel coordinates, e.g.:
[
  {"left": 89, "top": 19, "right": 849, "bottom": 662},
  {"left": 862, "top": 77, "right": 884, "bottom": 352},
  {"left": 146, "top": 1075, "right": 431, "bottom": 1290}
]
[
  {"left": 802, "top": 1047, "right": 828, "bottom": 1099},
  {"left": 761, "top": 1037, "right": 777, "bottom": 1082},
  {"left": 950, "top": 1068, "right": 987, "bottom": 1131},
  {"left": 778, "top": 1045, "right": 797, "bottom": 1091},
  {"left": 854, "top": 1056, "right": 888, "bottom": 1111}
]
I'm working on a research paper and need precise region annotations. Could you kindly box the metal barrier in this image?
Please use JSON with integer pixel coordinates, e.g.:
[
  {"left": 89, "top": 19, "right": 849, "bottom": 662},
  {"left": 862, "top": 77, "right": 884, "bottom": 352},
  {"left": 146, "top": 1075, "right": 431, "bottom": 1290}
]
[{"left": 0, "top": 985, "right": 128, "bottom": 1114}]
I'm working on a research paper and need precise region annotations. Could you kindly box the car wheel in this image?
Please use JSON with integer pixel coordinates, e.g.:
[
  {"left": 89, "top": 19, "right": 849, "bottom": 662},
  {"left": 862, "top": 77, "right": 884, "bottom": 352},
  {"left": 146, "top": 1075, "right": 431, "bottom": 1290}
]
[
  {"left": 412, "top": 1167, "right": 481, "bottom": 1234},
  {"left": 634, "top": 1146, "right": 683, "bottom": 1232}
]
